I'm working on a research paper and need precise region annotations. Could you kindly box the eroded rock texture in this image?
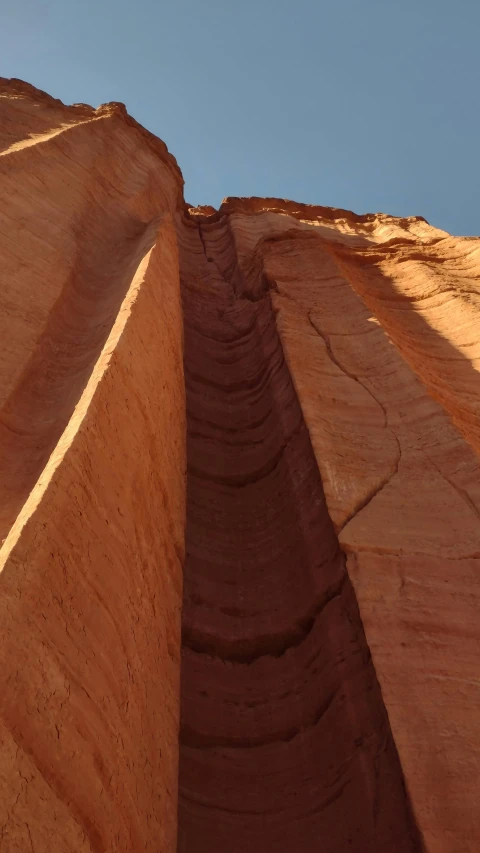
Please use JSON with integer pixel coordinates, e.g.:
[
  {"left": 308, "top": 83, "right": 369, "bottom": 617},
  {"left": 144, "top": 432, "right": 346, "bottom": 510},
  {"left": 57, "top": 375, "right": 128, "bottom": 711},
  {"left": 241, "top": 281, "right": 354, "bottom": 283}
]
[
  {"left": 0, "top": 80, "right": 186, "bottom": 852},
  {"left": 177, "top": 213, "right": 422, "bottom": 852},
  {"left": 1, "top": 79, "right": 480, "bottom": 853},
  {"left": 183, "top": 201, "right": 479, "bottom": 853}
]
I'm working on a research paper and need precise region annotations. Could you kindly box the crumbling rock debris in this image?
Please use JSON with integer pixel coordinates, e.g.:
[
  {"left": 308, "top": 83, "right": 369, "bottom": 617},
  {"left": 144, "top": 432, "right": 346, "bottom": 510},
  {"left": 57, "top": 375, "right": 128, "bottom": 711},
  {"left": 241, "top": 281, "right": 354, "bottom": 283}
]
[{"left": 1, "top": 78, "right": 479, "bottom": 853}]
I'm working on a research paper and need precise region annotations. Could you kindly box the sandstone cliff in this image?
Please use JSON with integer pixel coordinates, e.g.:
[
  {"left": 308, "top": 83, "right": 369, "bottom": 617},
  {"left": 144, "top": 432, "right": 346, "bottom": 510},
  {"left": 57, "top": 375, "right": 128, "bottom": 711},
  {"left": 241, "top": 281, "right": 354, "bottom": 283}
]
[
  {"left": 0, "top": 79, "right": 186, "bottom": 852},
  {"left": 1, "top": 78, "right": 479, "bottom": 853}
]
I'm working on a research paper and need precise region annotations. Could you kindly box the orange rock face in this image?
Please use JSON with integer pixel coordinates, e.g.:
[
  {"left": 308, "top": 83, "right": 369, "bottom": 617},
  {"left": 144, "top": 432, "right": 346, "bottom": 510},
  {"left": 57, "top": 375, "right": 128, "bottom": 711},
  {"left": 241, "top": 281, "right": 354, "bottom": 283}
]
[
  {"left": 0, "top": 79, "right": 186, "bottom": 852},
  {"left": 1, "top": 79, "right": 480, "bottom": 853}
]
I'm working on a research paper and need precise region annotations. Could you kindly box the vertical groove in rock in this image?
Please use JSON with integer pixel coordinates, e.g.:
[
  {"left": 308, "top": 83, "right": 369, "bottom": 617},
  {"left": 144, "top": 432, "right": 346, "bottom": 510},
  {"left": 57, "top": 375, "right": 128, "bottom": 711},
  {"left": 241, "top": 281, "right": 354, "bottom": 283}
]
[
  {"left": 3, "top": 80, "right": 480, "bottom": 853},
  {"left": 0, "top": 215, "right": 161, "bottom": 541},
  {"left": 177, "top": 213, "right": 422, "bottom": 852}
]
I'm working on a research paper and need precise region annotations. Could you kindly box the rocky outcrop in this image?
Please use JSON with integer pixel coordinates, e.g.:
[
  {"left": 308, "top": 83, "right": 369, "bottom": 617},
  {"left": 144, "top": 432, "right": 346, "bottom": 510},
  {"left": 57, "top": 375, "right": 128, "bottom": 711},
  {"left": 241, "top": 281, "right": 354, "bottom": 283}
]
[
  {"left": 176, "top": 203, "right": 480, "bottom": 853},
  {"left": 1, "top": 79, "right": 480, "bottom": 853},
  {"left": 0, "top": 80, "right": 186, "bottom": 852},
  {"left": 176, "top": 213, "right": 422, "bottom": 853}
]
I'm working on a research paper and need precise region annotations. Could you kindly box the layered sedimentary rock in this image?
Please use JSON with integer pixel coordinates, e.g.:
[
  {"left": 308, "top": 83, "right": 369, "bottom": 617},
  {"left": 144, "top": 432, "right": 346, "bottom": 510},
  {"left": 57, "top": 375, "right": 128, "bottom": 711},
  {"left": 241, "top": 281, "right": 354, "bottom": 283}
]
[
  {"left": 0, "top": 80, "right": 186, "bottom": 852},
  {"left": 1, "top": 79, "right": 480, "bottom": 853},
  {"left": 177, "top": 205, "right": 480, "bottom": 853},
  {"left": 177, "top": 213, "right": 422, "bottom": 852}
]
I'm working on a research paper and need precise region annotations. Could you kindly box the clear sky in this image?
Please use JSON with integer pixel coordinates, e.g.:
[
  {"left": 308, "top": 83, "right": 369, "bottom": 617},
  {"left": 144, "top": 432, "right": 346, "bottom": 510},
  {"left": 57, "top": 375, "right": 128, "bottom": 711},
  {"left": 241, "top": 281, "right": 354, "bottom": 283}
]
[{"left": 2, "top": 0, "right": 479, "bottom": 234}]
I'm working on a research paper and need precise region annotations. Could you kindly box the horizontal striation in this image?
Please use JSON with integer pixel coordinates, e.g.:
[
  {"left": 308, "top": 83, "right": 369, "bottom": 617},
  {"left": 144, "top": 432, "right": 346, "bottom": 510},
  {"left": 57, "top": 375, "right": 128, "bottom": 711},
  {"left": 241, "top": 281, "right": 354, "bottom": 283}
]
[{"left": 177, "top": 214, "right": 421, "bottom": 853}]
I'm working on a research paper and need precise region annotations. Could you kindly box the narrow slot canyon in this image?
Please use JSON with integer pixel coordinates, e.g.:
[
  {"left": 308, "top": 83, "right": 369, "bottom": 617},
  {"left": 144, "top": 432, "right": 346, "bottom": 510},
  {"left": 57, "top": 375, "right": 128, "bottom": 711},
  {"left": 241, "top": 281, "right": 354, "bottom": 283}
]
[
  {"left": 176, "top": 214, "right": 422, "bottom": 853},
  {"left": 3, "top": 81, "right": 480, "bottom": 853}
]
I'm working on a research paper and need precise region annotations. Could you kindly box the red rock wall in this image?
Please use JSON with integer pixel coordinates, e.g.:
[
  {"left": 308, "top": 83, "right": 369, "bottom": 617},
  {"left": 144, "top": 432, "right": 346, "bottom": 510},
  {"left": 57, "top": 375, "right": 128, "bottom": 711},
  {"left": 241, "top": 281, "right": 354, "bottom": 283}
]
[
  {"left": 1, "top": 80, "right": 480, "bottom": 853},
  {"left": 176, "top": 213, "right": 422, "bottom": 852},
  {"left": 0, "top": 78, "right": 182, "bottom": 542},
  {"left": 0, "top": 81, "right": 186, "bottom": 852},
  {"left": 184, "top": 199, "right": 479, "bottom": 853}
]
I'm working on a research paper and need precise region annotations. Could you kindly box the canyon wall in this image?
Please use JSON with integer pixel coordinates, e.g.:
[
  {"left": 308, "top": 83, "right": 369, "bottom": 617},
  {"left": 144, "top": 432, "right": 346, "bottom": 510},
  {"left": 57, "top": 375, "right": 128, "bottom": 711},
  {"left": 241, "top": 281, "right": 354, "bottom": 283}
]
[
  {"left": 177, "top": 203, "right": 480, "bottom": 853},
  {"left": 0, "top": 80, "right": 186, "bottom": 852},
  {"left": 1, "top": 79, "right": 480, "bottom": 852},
  {"left": 177, "top": 211, "right": 422, "bottom": 853}
]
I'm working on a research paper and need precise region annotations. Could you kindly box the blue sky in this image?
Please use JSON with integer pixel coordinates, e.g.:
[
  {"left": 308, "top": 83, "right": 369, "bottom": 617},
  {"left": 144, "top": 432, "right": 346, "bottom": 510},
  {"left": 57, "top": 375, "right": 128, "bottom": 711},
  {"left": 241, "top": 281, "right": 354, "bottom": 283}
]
[{"left": 2, "top": 0, "right": 479, "bottom": 234}]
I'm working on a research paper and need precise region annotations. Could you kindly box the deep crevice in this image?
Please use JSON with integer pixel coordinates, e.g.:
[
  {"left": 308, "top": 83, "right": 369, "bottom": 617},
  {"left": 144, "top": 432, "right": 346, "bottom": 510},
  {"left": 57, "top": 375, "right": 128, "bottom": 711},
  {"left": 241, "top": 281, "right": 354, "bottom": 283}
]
[{"left": 177, "top": 215, "right": 424, "bottom": 853}]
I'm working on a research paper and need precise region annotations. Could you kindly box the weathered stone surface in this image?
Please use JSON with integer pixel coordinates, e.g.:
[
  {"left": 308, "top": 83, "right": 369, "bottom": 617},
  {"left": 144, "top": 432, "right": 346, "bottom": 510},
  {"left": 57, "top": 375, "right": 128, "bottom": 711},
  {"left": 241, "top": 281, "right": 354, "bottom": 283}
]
[
  {"left": 1, "top": 80, "right": 480, "bottom": 853},
  {"left": 176, "top": 213, "right": 421, "bottom": 853},
  {"left": 206, "top": 199, "right": 480, "bottom": 852},
  {"left": 0, "top": 80, "right": 186, "bottom": 852}
]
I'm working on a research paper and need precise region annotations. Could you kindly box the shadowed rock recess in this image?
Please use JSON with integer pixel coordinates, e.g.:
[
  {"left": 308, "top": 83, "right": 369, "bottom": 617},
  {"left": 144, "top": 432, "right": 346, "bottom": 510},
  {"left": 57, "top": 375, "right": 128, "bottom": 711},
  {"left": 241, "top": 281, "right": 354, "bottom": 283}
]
[
  {"left": 177, "top": 214, "right": 421, "bottom": 853},
  {"left": 1, "top": 80, "right": 480, "bottom": 853}
]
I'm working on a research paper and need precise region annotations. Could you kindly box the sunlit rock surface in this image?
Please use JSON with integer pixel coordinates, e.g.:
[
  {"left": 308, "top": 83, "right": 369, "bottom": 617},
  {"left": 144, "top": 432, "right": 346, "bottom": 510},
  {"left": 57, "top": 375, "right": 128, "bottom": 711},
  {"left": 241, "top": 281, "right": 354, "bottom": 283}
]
[
  {"left": 0, "top": 79, "right": 186, "bottom": 853},
  {"left": 1, "top": 78, "right": 479, "bottom": 853}
]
